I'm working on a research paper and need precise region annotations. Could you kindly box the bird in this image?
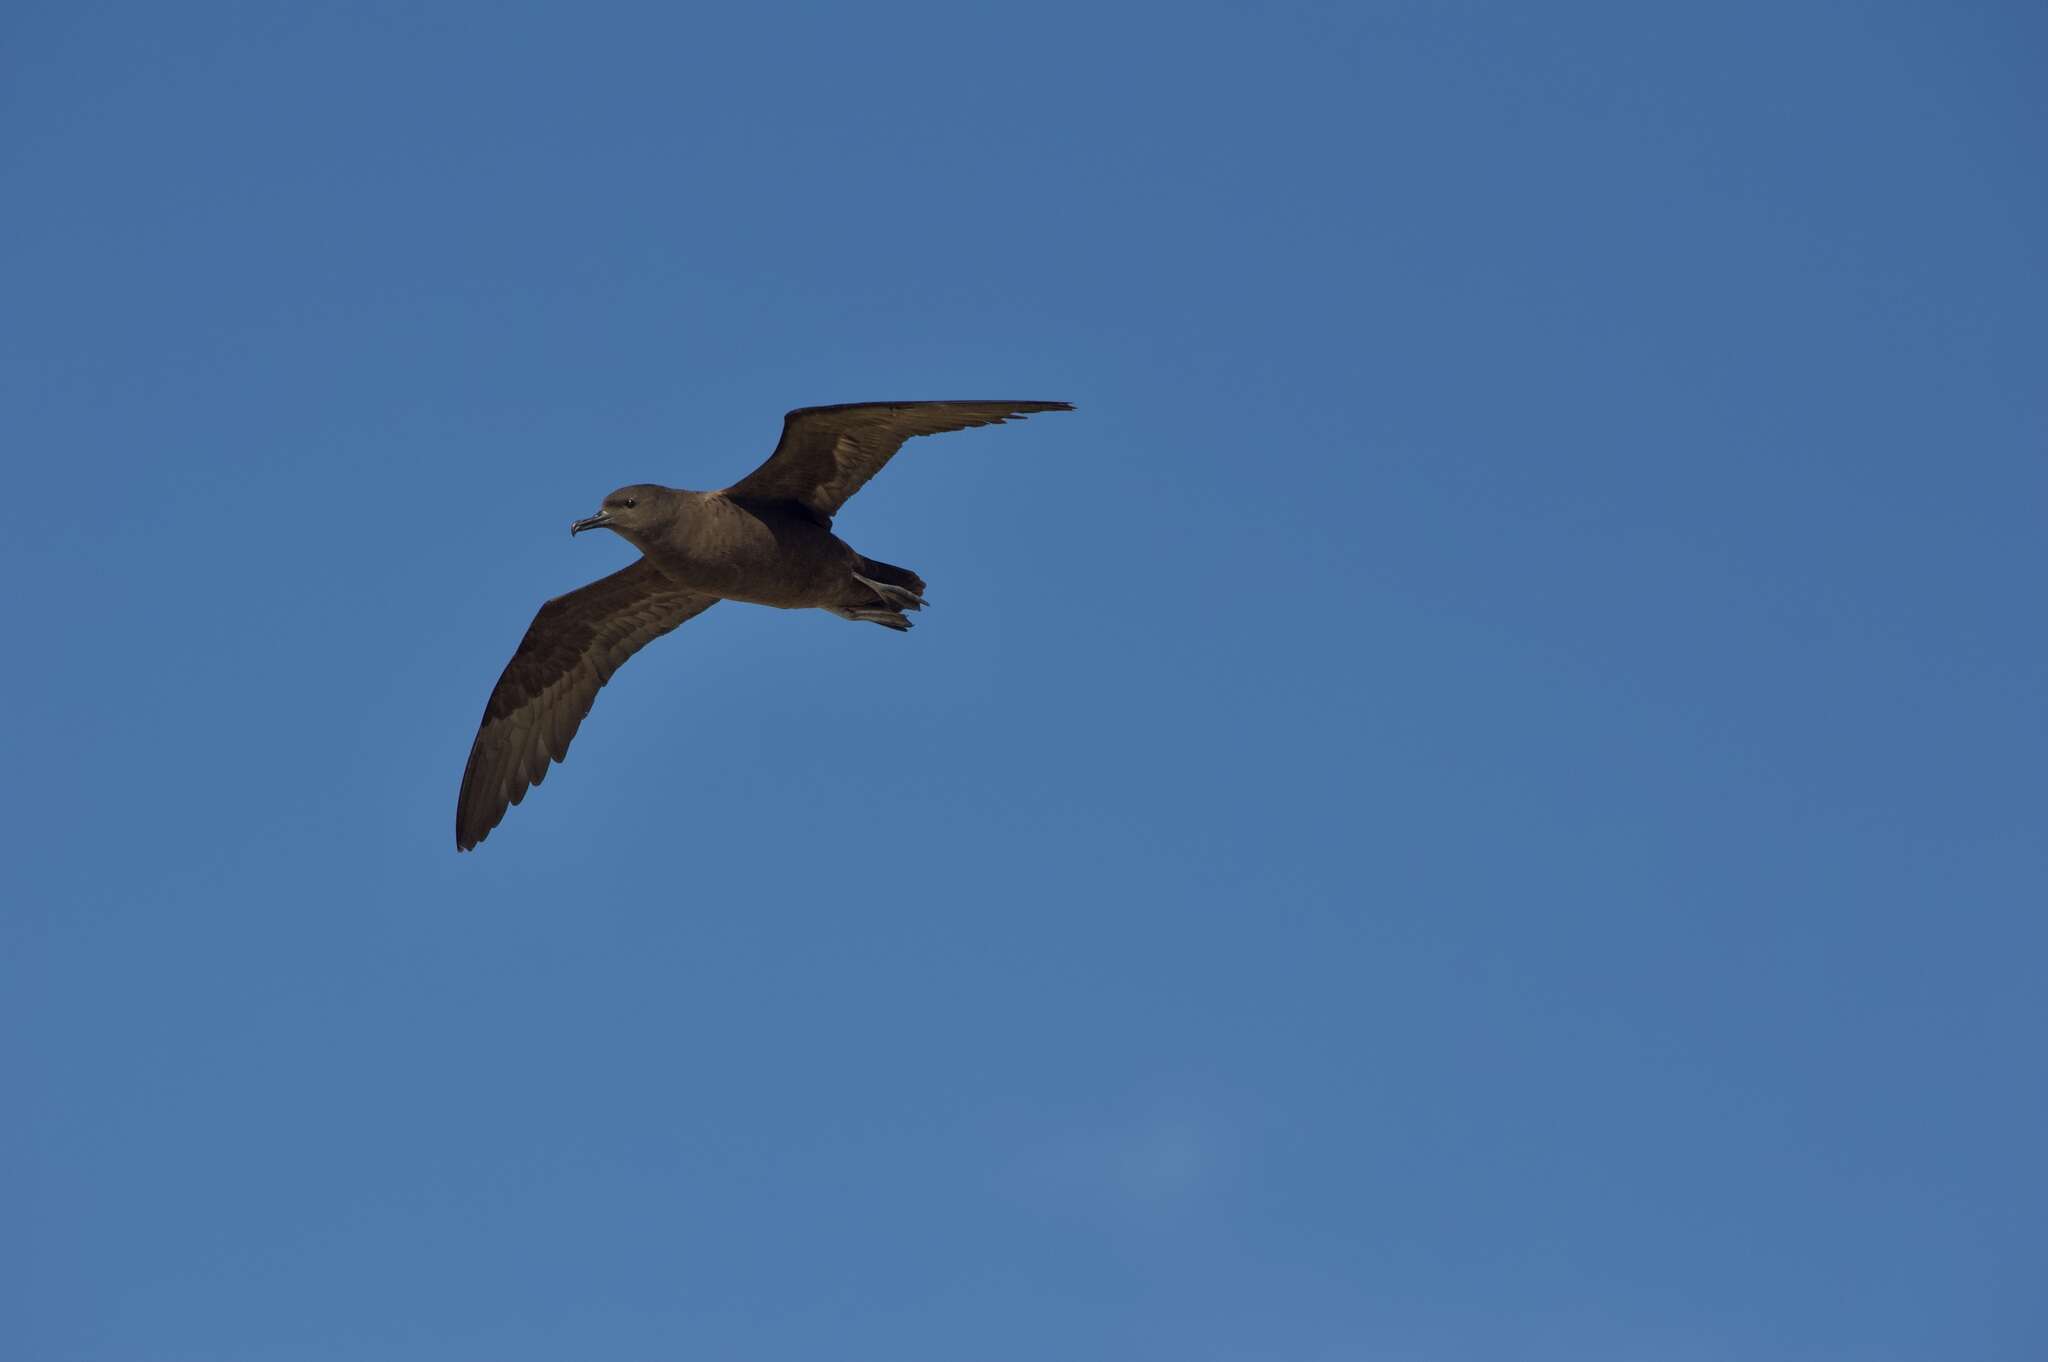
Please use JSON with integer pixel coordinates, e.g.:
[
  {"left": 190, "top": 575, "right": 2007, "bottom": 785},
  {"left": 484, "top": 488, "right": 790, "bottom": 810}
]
[{"left": 455, "top": 398, "right": 1074, "bottom": 851}]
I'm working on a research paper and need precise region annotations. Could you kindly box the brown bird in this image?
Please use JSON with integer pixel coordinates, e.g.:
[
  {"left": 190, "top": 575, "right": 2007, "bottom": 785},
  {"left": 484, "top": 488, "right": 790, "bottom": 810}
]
[{"left": 455, "top": 399, "right": 1073, "bottom": 851}]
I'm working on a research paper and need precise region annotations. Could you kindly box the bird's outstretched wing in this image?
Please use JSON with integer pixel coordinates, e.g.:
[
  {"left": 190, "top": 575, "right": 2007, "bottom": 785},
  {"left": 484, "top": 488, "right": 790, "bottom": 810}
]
[
  {"left": 457, "top": 559, "right": 718, "bottom": 850},
  {"left": 723, "top": 400, "right": 1073, "bottom": 525}
]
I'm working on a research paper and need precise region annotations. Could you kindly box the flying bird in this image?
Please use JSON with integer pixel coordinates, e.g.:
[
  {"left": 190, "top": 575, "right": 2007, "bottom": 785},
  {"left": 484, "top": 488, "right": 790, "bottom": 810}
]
[{"left": 455, "top": 399, "right": 1073, "bottom": 851}]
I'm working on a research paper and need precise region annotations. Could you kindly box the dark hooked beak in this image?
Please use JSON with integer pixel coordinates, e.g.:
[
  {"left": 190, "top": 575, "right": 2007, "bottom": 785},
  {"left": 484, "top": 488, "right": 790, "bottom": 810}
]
[{"left": 570, "top": 510, "right": 613, "bottom": 536}]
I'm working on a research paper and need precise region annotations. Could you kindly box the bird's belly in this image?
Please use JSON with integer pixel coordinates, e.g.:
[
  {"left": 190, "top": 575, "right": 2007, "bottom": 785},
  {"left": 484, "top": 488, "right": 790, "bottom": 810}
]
[{"left": 645, "top": 539, "right": 846, "bottom": 609}]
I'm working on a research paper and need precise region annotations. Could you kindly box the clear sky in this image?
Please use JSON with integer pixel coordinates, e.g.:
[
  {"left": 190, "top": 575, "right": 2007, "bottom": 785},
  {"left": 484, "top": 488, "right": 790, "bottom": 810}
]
[{"left": 5, "top": 2, "right": 2044, "bottom": 1358}]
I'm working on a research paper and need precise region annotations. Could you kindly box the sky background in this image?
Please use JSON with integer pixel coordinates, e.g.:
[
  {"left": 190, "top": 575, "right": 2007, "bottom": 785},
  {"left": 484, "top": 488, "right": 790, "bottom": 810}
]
[{"left": 5, "top": 2, "right": 2045, "bottom": 1358}]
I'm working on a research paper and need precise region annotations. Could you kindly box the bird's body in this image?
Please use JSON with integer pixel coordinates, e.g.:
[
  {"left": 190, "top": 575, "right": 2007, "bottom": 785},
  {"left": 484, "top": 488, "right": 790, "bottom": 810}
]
[
  {"left": 621, "top": 491, "right": 878, "bottom": 611},
  {"left": 455, "top": 399, "right": 1071, "bottom": 851}
]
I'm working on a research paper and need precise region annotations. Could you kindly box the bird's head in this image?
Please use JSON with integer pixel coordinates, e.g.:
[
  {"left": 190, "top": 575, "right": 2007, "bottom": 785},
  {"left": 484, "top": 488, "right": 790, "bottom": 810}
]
[{"left": 571, "top": 485, "right": 672, "bottom": 543}]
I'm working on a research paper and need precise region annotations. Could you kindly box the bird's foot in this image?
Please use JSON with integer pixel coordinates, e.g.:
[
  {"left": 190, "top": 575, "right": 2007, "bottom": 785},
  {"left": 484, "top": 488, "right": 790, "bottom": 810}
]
[
  {"left": 852, "top": 572, "right": 927, "bottom": 612},
  {"left": 830, "top": 605, "right": 914, "bottom": 632}
]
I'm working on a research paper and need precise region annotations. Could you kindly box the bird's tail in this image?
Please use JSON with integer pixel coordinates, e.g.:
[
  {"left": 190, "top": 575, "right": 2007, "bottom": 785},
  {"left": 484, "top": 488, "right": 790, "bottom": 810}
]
[{"left": 857, "top": 556, "right": 926, "bottom": 599}]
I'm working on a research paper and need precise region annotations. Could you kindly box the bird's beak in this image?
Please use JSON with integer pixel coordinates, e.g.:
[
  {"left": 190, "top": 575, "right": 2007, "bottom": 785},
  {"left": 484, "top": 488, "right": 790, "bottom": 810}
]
[{"left": 570, "top": 510, "right": 613, "bottom": 536}]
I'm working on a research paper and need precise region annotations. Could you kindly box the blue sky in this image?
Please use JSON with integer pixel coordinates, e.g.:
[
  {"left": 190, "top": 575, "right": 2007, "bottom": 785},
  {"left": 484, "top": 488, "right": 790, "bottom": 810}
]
[{"left": 5, "top": 2, "right": 2044, "bottom": 1358}]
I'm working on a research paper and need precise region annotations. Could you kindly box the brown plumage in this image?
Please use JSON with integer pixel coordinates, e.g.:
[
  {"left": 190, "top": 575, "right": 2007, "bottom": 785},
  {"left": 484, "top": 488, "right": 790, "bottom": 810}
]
[{"left": 455, "top": 399, "right": 1072, "bottom": 851}]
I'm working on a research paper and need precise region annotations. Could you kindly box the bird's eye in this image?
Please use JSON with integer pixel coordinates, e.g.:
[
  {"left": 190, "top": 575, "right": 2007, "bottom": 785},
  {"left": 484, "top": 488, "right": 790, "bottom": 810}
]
[{"left": 622, "top": 498, "right": 637, "bottom": 508}]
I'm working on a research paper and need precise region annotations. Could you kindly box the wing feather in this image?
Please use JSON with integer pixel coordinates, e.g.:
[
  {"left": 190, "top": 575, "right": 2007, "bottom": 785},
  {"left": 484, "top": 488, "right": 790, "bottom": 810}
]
[
  {"left": 723, "top": 399, "right": 1072, "bottom": 524},
  {"left": 456, "top": 560, "right": 718, "bottom": 850}
]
